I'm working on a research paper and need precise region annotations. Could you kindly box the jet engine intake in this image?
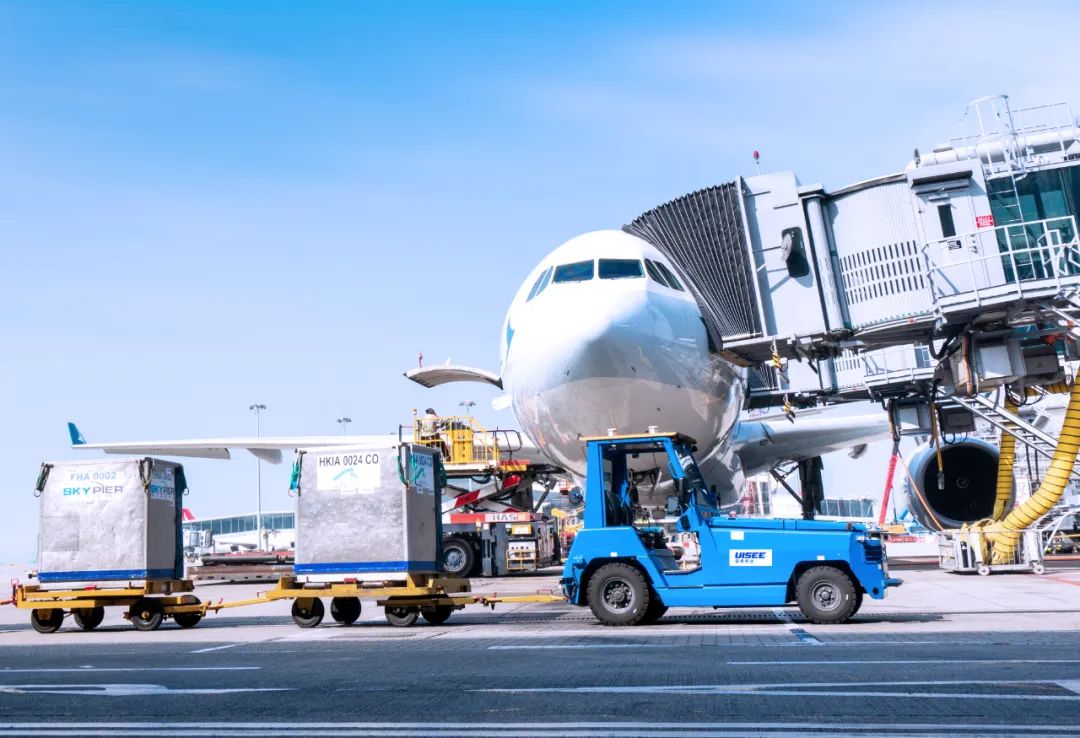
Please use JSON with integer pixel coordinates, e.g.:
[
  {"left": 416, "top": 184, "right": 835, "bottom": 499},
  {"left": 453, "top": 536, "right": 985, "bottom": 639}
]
[{"left": 903, "top": 438, "right": 1008, "bottom": 531}]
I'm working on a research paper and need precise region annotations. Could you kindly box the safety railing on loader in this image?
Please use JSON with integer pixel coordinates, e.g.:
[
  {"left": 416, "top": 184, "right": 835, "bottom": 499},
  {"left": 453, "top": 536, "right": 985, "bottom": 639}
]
[{"left": 408, "top": 414, "right": 500, "bottom": 467}]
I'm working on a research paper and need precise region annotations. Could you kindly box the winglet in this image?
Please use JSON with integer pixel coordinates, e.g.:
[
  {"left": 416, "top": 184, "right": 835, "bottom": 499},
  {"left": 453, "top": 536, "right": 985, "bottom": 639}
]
[{"left": 68, "top": 422, "right": 86, "bottom": 446}]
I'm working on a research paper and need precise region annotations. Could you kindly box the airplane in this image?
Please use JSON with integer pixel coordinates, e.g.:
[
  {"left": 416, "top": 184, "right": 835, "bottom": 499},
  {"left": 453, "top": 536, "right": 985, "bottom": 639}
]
[
  {"left": 408, "top": 228, "right": 890, "bottom": 508},
  {"left": 69, "top": 229, "right": 889, "bottom": 512}
]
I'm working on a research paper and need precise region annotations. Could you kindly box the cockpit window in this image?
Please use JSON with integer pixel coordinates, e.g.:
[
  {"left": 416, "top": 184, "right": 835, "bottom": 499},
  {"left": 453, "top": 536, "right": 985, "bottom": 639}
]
[
  {"left": 655, "top": 262, "right": 685, "bottom": 291},
  {"left": 552, "top": 260, "right": 594, "bottom": 283},
  {"left": 644, "top": 259, "right": 668, "bottom": 286},
  {"left": 526, "top": 266, "right": 553, "bottom": 301},
  {"left": 598, "top": 258, "right": 644, "bottom": 280}
]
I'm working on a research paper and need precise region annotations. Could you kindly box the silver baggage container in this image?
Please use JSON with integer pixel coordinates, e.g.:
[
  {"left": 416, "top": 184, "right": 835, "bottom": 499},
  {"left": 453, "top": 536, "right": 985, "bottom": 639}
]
[
  {"left": 35, "top": 458, "right": 186, "bottom": 585},
  {"left": 292, "top": 444, "right": 442, "bottom": 582}
]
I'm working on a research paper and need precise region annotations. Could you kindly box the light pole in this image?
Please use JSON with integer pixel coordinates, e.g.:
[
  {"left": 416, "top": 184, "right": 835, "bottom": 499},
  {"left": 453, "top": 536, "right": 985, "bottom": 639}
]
[
  {"left": 249, "top": 403, "right": 266, "bottom": 550},
  {"left": 459, "top": 400, "right": 476, "bottom": 417},
  {"left": 337, "top": 417, "right": 352, "bottom": 435}
]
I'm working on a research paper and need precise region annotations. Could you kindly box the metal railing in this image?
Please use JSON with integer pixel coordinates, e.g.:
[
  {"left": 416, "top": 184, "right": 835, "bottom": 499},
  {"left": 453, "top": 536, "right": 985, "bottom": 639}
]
[
  {"left": 922, "top": 215, "right": 1080, "bottom": 306},
  {"left": 411, "top": 415, "right": 501, "bottom": 467}
]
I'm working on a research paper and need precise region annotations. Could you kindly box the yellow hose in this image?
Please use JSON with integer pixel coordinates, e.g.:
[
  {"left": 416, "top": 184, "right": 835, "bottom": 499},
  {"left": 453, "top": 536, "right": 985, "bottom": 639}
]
[
  {"left": 989, "top": 379, "right": 1080, "bottom": 563},
  {"left": 992, "top": 396, "right": 1017, "bottom": 521}
]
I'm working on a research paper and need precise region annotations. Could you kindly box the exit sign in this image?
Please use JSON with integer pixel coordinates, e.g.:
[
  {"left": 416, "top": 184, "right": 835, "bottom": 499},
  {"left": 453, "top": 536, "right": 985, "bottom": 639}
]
[{"left": 976, "top": 214, "right": 995, "bottom": 228}]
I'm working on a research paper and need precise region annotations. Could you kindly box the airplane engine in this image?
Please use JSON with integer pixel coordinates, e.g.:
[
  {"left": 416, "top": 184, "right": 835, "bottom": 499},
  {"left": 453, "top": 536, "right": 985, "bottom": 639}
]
[{"left": 903, "top": 438, "right": 1010, "bottom": 531}]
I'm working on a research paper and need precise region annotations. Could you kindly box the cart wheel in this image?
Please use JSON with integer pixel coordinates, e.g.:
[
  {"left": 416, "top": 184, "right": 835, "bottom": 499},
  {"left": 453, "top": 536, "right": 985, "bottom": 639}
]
[
  {"left": 73, "top": 607, "right": 105, "bottom": 631},
  {"left": 977, "top": 564, "right": 991, "bottom": 576},
  {"left": 173, "top": 597, "right": 203, "bottom": 629},
  {"left": 384, "top": 606, "right": 420, "bottom": 627},
  {"left": 291, "top": 598, "right": 324, "bottom": 628},
  {"left": 129, "top": 598, "right": 164, "bottom": 631},
  {"left": 420, "top": 605, "right": 453, "bottom": 625},
  {"left": 330, "top": 597, "right": 361, "bottom": 625},
  {"left": 30, "top": 608, "right": 63, "bottom": 634},
  {"left": 1032, "top": 562, "right": 1046, "bottom": 576}
]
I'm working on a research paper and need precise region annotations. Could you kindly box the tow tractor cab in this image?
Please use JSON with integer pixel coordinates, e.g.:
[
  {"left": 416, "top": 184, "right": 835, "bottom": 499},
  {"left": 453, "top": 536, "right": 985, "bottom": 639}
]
[{"left": 561, "top": 433, "right": 901, "bottom": 625}]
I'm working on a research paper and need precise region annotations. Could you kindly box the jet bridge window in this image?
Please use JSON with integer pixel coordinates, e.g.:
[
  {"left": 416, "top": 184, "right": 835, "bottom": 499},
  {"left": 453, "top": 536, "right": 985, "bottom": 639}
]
[
  {"left": 598, "top": 258, "right": 644, "bottom": 280},
  {"left": 552, "top": 260, "right": 595, "bottom": 283},
  {"left": 526, "top": 266, "right": 553, "bottom": 301}
]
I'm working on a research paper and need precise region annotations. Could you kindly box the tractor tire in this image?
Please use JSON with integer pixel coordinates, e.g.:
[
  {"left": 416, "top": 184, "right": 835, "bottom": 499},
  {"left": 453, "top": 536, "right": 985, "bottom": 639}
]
[
  {"left": 129, "top": 598, "right": 164, "bottom": 632},
  {"left": 291, "top": 598, "right": 325, "bottom": 629},
  {"left": 330, "top": 597, "right": 361, "bottom": 625},
  {"left": 586, "top": 562, "right": 650, "bottom": 626},
  {"left": 795, "top": 565, "right": 859, "bottom": 625},
  {"left": 31, "top": 608, "right": 63, "bottom": 634},
  {"left": 640, "top": 595, "right": 668, "bottom": 625},
  {"left": 73, "top": 607, "right": 105, "bottom": 631},
  {"left": 442, "top": 537, "right": 475, "bottom": 578},
  {"left": 420, "top": 605, "right": 454, "bottom": 625}
]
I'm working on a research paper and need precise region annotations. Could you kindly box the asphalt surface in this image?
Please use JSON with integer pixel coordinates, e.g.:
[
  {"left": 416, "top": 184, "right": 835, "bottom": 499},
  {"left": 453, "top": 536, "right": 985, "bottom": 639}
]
[{"left": 2, "top": 565, "right": 1080, "bottom": 736}]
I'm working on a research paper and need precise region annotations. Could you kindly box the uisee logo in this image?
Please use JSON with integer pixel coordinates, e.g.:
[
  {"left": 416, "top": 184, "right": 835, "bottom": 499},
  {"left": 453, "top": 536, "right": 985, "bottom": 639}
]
[{"left": 729, "top": 549, "right": 772, "bottom": 566}]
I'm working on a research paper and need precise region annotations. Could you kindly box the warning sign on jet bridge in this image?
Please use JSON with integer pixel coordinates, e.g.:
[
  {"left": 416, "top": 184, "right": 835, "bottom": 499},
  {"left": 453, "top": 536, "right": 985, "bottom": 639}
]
[
  {"left": 316, "top": 452, "right": 380, "bottom": 494},
  {"left": 975, "top": 214, "right": 996, "bottom": 228}
]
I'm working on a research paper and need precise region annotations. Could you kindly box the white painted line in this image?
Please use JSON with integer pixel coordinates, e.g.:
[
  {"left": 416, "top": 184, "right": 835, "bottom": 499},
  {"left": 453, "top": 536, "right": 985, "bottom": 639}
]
[
  {"left": 0, "top": 684, "right": 291, "bottom": 696},
  {"left": 771, "top": 608, "right": 821, "bottom": 645},
  {"left": 190, "top": 643, "right": 242, "bottom": 654},
  {"left": 488, "top": 644, "right": 667, "bottom": 650},
  {"left": 0, "top": 667, "right": 257, "bottom": 674},
  {"left": 725, "top": 665, "right": 1080, "bottom": 669}
]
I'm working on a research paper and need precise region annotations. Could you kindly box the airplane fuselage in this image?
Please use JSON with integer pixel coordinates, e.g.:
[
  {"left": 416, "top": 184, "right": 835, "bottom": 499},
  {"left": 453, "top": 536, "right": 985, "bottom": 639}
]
[{"left": 500, "top": 230, "right": 748, "bottom": 501}]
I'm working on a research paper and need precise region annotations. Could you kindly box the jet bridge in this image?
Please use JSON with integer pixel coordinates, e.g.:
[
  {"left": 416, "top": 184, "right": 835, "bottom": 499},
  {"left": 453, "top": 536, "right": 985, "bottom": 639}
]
[{"left": 626, "top": 95, "right": 1080, "bottom": 409}]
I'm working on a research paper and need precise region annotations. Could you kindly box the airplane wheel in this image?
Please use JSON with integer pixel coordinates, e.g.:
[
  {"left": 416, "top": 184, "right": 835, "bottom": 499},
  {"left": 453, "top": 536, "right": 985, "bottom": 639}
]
[
  {"left": 291, "top": 598, "right": 325, "bottom": 628},
  {"left": 586, "top": 562, "right": 650, "bottom": 626},
  {"left": 796, "top": 566, "right": 858, "bottom": 625},
  {"left": 384, "top": 606, "right": 419, "bottom": 627},
  {"left": 129, "top": 599, "right": 164, "bottom": 631},
  {"left": 420, "top": 605, "right": 453, "bottom": 625},
  {"left": 73, "top": 607, "right": 105, "bottom": 631},
  {"left": 330, "top": 597, "right": 361, "bottom": 625},
  {"left": 31, "top": 608, "right": 63, "bottom": 634}
]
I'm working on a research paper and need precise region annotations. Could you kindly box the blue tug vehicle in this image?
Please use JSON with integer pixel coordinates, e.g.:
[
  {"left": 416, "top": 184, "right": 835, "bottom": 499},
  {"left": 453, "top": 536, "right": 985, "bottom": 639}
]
[{"left": 561, "top": 432, "right": 901, "bottom": 625}]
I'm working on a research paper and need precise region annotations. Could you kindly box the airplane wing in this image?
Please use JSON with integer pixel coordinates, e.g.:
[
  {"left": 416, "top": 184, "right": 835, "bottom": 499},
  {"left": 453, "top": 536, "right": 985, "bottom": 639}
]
[
  {"left": 68, "top": 423, "right": 398, "bottom": 464},
  {"left": 405, "top": 365, "right": 502, "bottom": 389},
  {"left": 733, "top": 410, "right": 891, "bottom": 476}
]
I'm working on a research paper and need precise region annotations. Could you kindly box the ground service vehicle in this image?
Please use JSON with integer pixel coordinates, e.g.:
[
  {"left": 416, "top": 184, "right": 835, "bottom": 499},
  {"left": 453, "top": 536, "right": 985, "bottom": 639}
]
[{"left": 561, "top": 433, "right": 901, "bottom": 625}]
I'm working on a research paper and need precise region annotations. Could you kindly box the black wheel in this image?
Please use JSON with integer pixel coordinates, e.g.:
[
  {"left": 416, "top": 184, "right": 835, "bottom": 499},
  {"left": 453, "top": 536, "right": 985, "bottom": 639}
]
[
  {"left": 173, "top": 597, "right": 203, "bottom": 629},
  {"left": 384, "top": 605, "right": 420, "bottom": 627},
  {"left": 420, "top": 605, "right": 454, "bottom": 625},
  {"left": 330, "top": 597, "right": 361, "bottom": 625},
  {"left": 72, "top": 607, "right": 105, "bottom": 631},
  {"left": 640, "top": 595, "right": 668, "bottom": 625},
  {"left": 442, "top": 537, "right": 475, "bottom": 577},
  {"left": 795, "top": 566, "right": 859, "bottom": 625},
  {"left": 30, "top": 608, "right": 63, "bottom": 634},
  {"left": 586, "top": 563, "right": 650, "bottom": 626},
  {"left": 129, "top": 598, "right": 164, "bottom": 631},
  {"left": 291, "top": 598, "right": 325, "bottom": 628}
]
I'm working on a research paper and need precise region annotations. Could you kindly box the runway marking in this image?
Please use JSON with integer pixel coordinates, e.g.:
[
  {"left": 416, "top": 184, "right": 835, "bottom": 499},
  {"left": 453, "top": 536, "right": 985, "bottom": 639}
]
[
  {"left": 190, "top": 643, "right": 242, "bottom": 654},
  {"left": 0, "top": 721, "right": 1074, "bottom": 736},
  {"left": 771, "top": 608, "right": 821, "bottom": 645},
  {"left": 721, "top": 665, "right": 1080, "bottom": 669},
  {"left": 0, "top": 667, "right": 258, "bottom": 674},
  {"left": 488, "top": 644, "right": 668, "bottom": 650},
  {"left": 475, "top": 677, "right": 1080, "bottom": 702},
  {"left": 0, "top": 684, "right": 291, "bottom": 697}
]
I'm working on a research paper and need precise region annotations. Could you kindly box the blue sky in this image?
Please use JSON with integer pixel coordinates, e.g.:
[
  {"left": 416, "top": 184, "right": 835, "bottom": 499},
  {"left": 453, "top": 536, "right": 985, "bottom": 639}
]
[{"left": 1, "top": 1, "right": 1078, "bottom": 561}]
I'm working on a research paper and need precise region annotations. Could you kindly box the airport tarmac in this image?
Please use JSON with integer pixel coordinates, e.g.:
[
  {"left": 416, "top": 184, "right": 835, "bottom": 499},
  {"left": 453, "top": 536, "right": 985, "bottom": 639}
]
[{"left": 1, "top": 564, "right": 1080, "bottom": 736}]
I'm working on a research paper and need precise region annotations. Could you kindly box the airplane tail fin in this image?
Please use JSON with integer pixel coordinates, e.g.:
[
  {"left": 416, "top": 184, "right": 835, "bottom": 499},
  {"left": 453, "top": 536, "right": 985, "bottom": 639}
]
[{"left": 68, "top": 422, "right": 86, "bottom": 446}]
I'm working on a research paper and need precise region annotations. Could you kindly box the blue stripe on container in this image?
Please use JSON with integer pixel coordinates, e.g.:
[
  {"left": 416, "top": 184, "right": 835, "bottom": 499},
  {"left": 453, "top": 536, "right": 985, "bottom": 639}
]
[
  {"left": 294, "top": 561, "right": 437, "bottom": 574},
  {"left": 39, "top": 568, "right": 176, "bottom": 583}
]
